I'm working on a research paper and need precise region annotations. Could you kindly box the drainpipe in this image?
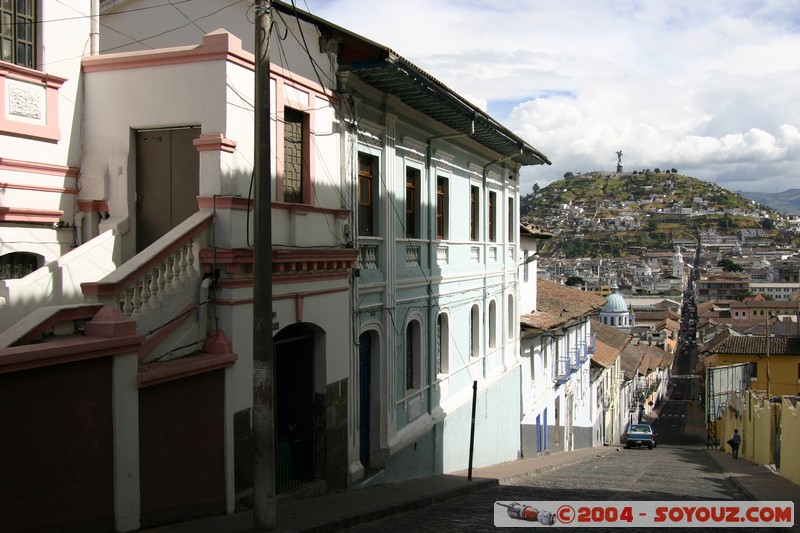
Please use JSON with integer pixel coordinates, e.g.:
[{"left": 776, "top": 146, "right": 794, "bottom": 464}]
[
  {"left": 427, "top": 120, "right": 474, "bottom": 413},
  {"left": 199, "top": 277, "right": 213, "bottom": 350},
  {"left": 74, "top": 210, "right": 85, "bottom": 246},
  {"left": 90, "top": 0, "right": 100, "bottom": 55}
]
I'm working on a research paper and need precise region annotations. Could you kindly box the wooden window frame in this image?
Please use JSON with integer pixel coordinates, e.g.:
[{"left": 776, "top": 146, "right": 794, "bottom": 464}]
[
  {"left": 405, "top": 167, "right": 420, "bottom": 238},
  {"left": 1, "top": 0, "right": 36, "bottom": 69},
  {"left": 470, "top": 185, "right": 479, "bottom": 241},
  {"left": 489, "top": 191, "right": 496, "bottom": 242},
  {"left": 358, "top": 153, "right": 376, "bottom": 236},
  {"left": 436, "top": 176, "right": 448, "bottom": 240}
]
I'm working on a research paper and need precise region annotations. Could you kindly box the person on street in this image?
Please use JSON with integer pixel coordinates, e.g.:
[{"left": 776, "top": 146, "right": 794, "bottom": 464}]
[{"left": 730, "top": 429, "right": 741, "bottom": 459}]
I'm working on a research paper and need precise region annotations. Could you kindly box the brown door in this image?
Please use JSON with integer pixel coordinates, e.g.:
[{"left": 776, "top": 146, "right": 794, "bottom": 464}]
[{"left": 136, "top": 127, "right": 200, "bottom": 252}]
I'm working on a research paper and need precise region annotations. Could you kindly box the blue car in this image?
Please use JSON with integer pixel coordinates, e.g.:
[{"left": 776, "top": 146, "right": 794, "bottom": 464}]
[{"left": 625, "top": 424, "right": 656, "bottom": 449}]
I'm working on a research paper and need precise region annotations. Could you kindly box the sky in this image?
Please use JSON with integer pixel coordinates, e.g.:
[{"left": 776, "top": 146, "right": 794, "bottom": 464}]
[{"left": 302, "top": 0, "right": 800, "bottom": 195}]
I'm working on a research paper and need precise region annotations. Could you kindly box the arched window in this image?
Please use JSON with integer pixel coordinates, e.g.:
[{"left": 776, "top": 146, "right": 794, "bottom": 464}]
[
  {"left": 470, "top": 304, "right": 480, "bottom": 357},
  {"left": 436, "top": 313, "right": 449, "bottom": 374},
  {"left": 405, "top": 320, "right": 421, "bottom": 390},
  {"left": 489, "top": 300, "right": 497, "bottom": 348},
  {"left": 507, "top": 294, "right": 514, "bottom": 339},
  {"left": 0, "top": 252, "right": 41, "bottom": 279}
]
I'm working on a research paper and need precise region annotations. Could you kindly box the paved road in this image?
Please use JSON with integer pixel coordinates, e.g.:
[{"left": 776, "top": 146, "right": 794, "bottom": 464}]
[{"left": 343, "top": 403, "right": 758, "bottom": 532}]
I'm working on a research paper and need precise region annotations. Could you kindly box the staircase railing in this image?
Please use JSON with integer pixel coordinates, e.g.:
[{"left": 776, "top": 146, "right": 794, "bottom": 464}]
[{"left": 82, "top": 211, "right": 213, "bottom": 338}]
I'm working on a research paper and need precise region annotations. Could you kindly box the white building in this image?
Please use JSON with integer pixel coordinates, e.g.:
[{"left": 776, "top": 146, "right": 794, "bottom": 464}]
[
  {"left": 0, "top": 1, "right": 551, "bottom": 529},
  {"left": 590, "top": 319, "right": 627, "bottom": 446},
  {"left": 520, "top": 279, "right": 606, "bottom": 455}
]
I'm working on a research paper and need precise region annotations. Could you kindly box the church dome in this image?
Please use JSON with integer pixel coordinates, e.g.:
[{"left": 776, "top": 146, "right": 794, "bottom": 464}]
[{"left": 602, "top": 285, "right": 627, "bottom": 313}]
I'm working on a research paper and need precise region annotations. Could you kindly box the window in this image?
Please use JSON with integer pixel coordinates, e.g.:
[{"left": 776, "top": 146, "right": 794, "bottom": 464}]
[
  {"left": 358, "top": 154, "right": 376, "bottom": 235},
  {"left": 436, "top": 177, "right": 448, "bottom": 239},
  {"left": 507, "top": 294, "right": 514, "bottom": 338},
  {"left": 489, "top": 300, "right": 497, "bottom": 348},
  {"left": 283, "top": 108, "right": 306, "bottom": 203},
  {"left": 0, "top": 251, "right": 40, "bottom": 279},
  {"left": 470, "top": 186, "right": 479, "bottom": 241},
  {"left": 508, "top": 198, "right": 515, "bottom": 242},
  {"left": 436, "top": 313, "right": 449, "bottom": 374},
  {"left": 470, "top": 304, "right": 480, "bottom": 357},
  {"left": 749, "top": 361, "right": 758, "bottom": 380},
  {"left": 405, "top": 320, "right": 421, "bottom": 390},
  {"left": 489, "top": 191, "right": 496, "bottom": 242},
  {"left": 405, "top": 167, "right": 420, "bottom": 238},
  {"left": 1, "top": 0, "right": 36, "bottom": 68},
  {"left": 523, "top": 251, "right": 529, "bottom": 282}
]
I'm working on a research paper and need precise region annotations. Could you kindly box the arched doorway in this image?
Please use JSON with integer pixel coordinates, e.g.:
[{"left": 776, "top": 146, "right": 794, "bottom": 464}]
[
  {"left": 358, "top": 330, "right": 379, "bottom": 470},
  {"left": 274, "top": 323, "right": 316, "bottom": 493}
]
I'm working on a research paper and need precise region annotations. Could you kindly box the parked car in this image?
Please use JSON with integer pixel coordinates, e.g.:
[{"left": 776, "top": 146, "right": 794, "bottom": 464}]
[{"left": 625, "top": 424, "right": 656, "bottom": 449}]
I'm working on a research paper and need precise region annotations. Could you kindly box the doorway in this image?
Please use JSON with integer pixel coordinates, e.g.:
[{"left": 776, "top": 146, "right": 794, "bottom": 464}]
[
  {"left": 274, "top": 324, "right": 315, "bottom": 493},
  {"left": 358, "top": 331, "right": 380, "bottom": 469},
  {"left": 135, "top": 127, "right": 200, "bottom": 252}
]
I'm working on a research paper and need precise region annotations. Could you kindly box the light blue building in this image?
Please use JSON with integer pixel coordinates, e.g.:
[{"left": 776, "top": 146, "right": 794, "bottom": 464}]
[{"left": 343, "top": 46, "right": 550, "bottom": 483}]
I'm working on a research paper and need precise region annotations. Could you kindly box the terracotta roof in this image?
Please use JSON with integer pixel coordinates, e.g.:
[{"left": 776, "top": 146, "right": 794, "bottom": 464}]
[
  {"left": 700, "top": 329, "right": 734, "bottom": 354},
  {"left": 520, "top": 222, "right": 553, "bottom": 239},
  {"left": 590, "top": 320, "right": 632, "bottom": 368},
  {"left": 740, "top": 320, "right": 800, "bottom": 337},
  {"left": 521, "top": 280, "right": 607, "bottom": 332},
  {"left": 697, "top": 301, "right": 718, "bottom": 314},
  {"left": 707, "top": 335, "right": 800, "bottom": 356},
  {"left": 620, "top": 342, "right": 672, "bottom": 378},
  {"left": 635, "top": 310, "right": 680, "bottom": 322},
  {"left": 697, "top": 353, "right": 718, "bottom": 372},
  {"left": 730, "top": 300, "right": 800, "bottom": 309},
  {"left": 619, "top": 345, "right": 644, "bottom": 379},
  {"left": 591, "top": 319, "right": 631, "bottom": 351},
  {"left": 645, "top": 343, "right": 674, "bottom": 368},
  {"left": 592, "top": 340, "right": 620, "bottom": 368}
]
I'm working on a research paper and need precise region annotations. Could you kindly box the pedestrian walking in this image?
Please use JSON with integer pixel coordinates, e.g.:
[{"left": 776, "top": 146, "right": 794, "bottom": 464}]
[{"left": 728, "top": 429, "right": 741, "bottom": 459}]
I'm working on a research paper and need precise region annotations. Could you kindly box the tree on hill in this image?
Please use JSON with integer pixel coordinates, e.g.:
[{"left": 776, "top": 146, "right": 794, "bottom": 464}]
[
  {"left": 565, "top": 276, "right": 584, "bottom": 287},
  {"left": 717, "top": 258, "right": 744, "bottom": 272}
]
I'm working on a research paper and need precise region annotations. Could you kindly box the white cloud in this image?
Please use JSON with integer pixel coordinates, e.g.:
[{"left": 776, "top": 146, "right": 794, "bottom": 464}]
[{"left": 305, "top": 0, "right": 800, "bottom": 194}]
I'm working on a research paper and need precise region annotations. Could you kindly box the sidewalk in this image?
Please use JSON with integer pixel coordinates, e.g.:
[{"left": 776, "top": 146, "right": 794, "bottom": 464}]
[
  {"left": 144, "top": 446, "right": 603, "bottom": 533},
  {"left": 686, "top": 405, "right": 800, "bottom": 532},
  {"left": 675, "top": 392, "right": 800, "bottom": 532},
  {"left": 147, "top": 399, "right": 800, "bottom": 533}
]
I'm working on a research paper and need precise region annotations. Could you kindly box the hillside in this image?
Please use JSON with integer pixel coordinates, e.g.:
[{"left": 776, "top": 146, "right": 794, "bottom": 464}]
[
  {"left": 737, "top": 188, "right": 800, "bottom": 215},
  {"left": 521, "top": 171, "right": 791, "bottom": 258}
]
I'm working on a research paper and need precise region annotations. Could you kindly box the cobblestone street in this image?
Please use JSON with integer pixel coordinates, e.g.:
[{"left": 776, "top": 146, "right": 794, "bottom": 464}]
[{"left": 344, "top": 444, "right": 754, "bottom": 532}]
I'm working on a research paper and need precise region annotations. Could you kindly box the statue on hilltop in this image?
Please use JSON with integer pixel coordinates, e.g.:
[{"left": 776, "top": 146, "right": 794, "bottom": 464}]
[{"left": 615, "top": 150, "right": 623, "bottom": 173}]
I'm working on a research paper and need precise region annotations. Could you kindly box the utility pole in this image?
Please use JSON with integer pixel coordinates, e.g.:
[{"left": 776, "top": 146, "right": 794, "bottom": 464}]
[{"left": 253, "top": 0, "right": 275, "bottom": 530}]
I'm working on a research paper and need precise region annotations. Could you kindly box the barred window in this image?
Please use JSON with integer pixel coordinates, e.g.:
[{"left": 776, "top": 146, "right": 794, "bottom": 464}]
[
  {"left": 283, "top": 108, "right": 305, "bottom": 203},
  {"left": 1, "top": 0, "right": 36, "bottom": 68}
]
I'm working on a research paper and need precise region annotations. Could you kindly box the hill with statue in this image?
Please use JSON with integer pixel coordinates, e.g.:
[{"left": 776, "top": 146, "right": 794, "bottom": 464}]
[{"left": 520, "top": 169, "right": 798, "bottom": 258}]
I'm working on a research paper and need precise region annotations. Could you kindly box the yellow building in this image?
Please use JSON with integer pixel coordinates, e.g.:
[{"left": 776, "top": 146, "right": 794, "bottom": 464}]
[{"left": 706, "top": 335, "right": 800, "bottom": 397}]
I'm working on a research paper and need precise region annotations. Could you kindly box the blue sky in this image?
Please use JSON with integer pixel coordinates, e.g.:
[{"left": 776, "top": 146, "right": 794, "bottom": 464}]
[{"left": 303, "top": 0, "right": 800, "bottom": 195}]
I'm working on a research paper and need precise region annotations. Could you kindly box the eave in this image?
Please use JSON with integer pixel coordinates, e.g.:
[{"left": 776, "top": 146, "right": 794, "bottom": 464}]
[{"left": 272, "top": 1, "right": 550, "bottom": 168}]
